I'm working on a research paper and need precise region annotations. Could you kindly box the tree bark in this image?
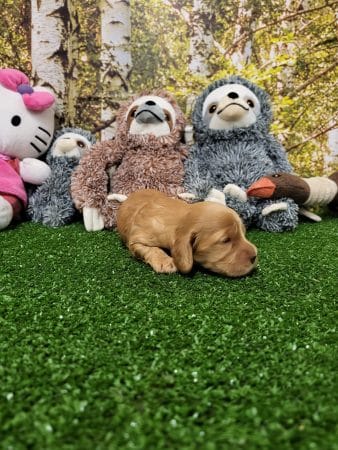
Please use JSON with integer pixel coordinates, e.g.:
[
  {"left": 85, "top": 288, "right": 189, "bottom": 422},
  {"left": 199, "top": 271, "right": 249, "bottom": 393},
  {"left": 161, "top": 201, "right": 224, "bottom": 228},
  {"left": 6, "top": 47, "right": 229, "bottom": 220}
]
[
  {"left": 230, "top": 0, "right": 254, "bottom": 69},
  {"left": 100, "top": 0, "right": 132, "bottom": 140},
  {"left": 269, "top": 0, "right": 307, "bottom": 94},
  {"left": 325, "top": 7, "right": 338, "bottom": 172},
  {"left": 66, "top": 0, "right": 80, "bottom": 127},
  {"left": 188, "top": 0, "right": 214, "bottom": 76},
  {"left": 326, "top": 127, "right": 338, "bottom": 171},
  {"left": 31, "top": 0, "right": 68, "bottom": 119},
  {"left": 31, "top": 0, "right": 79, "bottom": 125}
]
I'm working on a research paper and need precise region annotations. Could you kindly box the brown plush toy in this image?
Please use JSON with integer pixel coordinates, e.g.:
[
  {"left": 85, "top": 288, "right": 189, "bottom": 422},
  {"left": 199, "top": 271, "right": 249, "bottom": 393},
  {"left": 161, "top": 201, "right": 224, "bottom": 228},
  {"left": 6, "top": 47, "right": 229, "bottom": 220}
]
[
  {"left": 247, "top": 172, "right": 338, "bottom": 220},
  {"left": 71, "top": 90, "right": 187, "bottom": 231}
]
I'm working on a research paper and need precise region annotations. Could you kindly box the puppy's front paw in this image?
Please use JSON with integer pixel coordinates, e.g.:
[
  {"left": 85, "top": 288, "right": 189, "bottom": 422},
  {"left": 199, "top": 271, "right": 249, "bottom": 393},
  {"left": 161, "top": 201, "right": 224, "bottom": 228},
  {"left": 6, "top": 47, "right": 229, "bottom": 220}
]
[
  {"left": 205, "top": 188, "right": 226, "bottom": 205},
  {"left": 178, "top": 192, "right": 196, "bottom": 201},
  {"left": 152, "top": 257, "right": 178, "bottom": 274},
  {"left": 223, "top": 184, "right": 247, "bottom": 202}
]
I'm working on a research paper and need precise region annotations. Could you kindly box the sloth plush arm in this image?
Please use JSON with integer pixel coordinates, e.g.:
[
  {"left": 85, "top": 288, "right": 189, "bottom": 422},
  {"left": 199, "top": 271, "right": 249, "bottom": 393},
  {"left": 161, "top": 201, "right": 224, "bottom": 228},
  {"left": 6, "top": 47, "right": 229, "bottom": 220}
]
[
  {"left": 182, "top": 144, "right": 215, "bottom": 200},
  {"left": 71, "top": 140, "right": 124, "bottom": 230},
  {"left": 178, "top": 142, "right": 189, "bottom": 161},
  {"left": 264, "top": 135, "right": 293, "bottom": 173}
]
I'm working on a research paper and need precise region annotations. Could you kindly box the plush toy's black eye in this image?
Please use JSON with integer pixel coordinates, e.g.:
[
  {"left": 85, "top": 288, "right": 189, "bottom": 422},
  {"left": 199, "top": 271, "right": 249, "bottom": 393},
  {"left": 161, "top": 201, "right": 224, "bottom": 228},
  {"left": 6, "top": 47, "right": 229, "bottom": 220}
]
[
  {"left": 228, "top": 92, "right": 239, "bottom": 99},
  {"left": 11, "top": 115, "right": 21, "bottom": 126},
  {"left": 209, "top": 104, "right": 217, "bottom": 114},
  {"left": 77, "top": 140, "right": 85, "bottom": 148},
  {"left": 273, "top": 174, "right": 281, "bottom": 178},
  {"left": 247, "top": 100, "right": 254, "bottom": 108}
]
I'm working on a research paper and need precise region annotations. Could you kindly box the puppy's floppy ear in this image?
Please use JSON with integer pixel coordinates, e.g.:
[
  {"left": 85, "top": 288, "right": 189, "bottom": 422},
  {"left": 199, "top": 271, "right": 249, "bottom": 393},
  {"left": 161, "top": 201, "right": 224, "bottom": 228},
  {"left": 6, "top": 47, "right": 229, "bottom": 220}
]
[{"left": 171, "top": 228, "right": 196, "bottom": 274}]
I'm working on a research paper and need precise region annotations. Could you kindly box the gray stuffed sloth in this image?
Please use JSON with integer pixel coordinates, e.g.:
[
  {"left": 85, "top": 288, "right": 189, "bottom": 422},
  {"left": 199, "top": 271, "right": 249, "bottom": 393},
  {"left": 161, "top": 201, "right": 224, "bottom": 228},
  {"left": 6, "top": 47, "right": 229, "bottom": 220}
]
[
  {"left": 183, "top": 75, "right": 299, "bottom": 232},
  {"left": 27, "top": 127, "right": 95, "bottom": 227}
]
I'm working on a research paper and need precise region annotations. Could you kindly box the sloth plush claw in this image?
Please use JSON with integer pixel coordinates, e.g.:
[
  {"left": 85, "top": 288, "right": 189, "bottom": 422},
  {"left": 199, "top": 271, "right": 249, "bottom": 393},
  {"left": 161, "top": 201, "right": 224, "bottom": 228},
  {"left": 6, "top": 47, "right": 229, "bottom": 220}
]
[
  {"left": 184, "top": 76, "right": 299, "bottom": 232},
  {"left": 223, "top": 184, "right": 248, "bottom": 202},
  {"left": 256, "top": 198, "right": 299, "bottom": 232}
]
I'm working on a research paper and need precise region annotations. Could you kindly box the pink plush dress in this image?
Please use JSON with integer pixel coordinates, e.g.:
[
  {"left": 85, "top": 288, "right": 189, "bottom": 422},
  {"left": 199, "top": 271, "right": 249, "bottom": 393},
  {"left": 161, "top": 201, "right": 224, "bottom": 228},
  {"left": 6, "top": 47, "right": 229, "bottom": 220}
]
[{"left": 0, "top": 155, "right": 27, "bottom": 218}]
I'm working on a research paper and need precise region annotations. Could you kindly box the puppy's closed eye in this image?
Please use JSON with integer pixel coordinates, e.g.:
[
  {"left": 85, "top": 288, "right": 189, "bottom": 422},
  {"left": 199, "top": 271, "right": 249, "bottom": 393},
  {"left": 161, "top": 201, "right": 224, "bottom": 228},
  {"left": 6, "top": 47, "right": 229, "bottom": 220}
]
[{"left": 222, "top": 237, "right": 231, "bottom": 244}]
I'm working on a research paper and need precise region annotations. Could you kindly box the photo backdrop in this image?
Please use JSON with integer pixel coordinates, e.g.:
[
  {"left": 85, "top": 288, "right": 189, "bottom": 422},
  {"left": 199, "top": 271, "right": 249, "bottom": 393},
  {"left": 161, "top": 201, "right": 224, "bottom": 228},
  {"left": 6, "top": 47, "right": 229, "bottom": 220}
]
[{"left": 0, "top": 0, "right": 337, "bottom": 175}]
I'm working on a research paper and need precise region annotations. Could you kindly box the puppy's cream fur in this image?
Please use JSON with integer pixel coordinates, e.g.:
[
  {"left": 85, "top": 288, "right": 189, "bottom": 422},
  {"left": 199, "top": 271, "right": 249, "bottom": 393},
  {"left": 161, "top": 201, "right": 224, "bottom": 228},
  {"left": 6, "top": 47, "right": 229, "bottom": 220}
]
[{"left": 117, "top": 189, "right": 257, "bottom": 276}]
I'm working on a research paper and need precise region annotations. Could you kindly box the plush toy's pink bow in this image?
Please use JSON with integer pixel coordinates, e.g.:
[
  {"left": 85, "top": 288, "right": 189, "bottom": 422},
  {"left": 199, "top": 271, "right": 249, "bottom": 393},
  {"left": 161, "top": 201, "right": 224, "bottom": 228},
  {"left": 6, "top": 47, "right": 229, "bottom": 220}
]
[{"left": 0, "top": 68, "right": 55, "bottom": 111}]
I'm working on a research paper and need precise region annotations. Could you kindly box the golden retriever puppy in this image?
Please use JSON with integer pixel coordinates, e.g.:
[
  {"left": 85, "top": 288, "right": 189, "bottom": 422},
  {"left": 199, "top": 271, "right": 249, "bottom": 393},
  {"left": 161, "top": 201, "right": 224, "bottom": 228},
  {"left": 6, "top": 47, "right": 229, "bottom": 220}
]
[{"left": 116, "top": 189, "right": 257, "bottom": 277}]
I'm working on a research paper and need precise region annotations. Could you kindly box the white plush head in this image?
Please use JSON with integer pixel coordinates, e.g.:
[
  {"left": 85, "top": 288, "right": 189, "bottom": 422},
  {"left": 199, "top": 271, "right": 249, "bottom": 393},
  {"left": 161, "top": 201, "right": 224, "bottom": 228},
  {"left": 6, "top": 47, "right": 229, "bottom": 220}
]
[
  {"left": 202, "top": 83, "right": 261, "bottom": 130},
  {"left": 0, "top": 69, "right": 55, "bottom": 160},
  {"left": 52, "top": 132, "right": 92, "bottom": 159},
  {"left": 126, "top": 95, "right": 176, "bottom": 137}
]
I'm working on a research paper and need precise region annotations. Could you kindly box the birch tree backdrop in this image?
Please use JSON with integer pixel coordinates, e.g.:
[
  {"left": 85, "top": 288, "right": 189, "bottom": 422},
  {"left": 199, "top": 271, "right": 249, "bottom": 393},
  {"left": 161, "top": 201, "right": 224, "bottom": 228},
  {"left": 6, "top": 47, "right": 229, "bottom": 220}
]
[{"left": 0, "top": 0, "right": 337, "bottom": 174}]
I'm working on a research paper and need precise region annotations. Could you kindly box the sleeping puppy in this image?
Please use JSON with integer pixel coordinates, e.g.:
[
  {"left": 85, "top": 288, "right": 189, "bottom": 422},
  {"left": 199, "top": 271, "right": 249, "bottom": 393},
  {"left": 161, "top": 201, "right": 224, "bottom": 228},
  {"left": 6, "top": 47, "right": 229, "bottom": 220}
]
[{"left": 116, "top": 189, "right": 257, "bottom": 277}]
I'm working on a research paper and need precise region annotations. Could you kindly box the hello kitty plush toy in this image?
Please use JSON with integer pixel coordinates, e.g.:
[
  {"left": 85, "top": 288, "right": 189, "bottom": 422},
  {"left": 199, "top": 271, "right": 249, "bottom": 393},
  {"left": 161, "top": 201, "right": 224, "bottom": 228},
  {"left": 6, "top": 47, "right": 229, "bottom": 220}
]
[{"left": 0, "top": 68, "right": 55, "bottom": 230}]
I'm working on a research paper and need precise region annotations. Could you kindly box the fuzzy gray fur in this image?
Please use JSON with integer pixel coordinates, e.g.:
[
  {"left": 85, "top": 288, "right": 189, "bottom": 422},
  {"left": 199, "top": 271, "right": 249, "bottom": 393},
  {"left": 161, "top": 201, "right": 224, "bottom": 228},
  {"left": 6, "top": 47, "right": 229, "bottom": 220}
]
[
  {"left": 27, "top": 128, "right": 95, "bottom": 227},
  {"left": 184, "top": 76, "right": 299, "bottom": 232}
]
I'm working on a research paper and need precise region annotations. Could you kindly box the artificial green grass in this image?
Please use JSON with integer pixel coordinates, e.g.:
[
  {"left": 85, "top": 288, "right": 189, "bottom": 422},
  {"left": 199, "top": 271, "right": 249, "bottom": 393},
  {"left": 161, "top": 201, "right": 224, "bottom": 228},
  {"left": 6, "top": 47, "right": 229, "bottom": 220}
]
[{"left": 0, "top": 218, "right": 337, "bottom": 450}]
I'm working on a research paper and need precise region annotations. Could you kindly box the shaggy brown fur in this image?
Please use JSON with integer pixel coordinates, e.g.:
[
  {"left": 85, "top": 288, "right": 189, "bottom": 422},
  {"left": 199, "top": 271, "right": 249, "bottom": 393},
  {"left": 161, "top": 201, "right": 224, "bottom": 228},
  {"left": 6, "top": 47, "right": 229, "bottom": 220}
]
[
  {"left": 71, "top": 90, "right": 187, "bottom": 229},
  {"left": 117, "top": 189, "right": 258, "bottom": 277}
]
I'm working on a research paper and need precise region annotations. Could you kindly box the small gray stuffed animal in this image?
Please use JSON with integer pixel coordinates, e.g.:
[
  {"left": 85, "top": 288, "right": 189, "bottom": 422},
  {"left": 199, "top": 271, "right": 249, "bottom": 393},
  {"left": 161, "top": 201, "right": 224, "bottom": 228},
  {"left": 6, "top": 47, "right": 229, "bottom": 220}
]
[
  {"left": 27, "top": 127, "right": 95, "bottom": 227},
  {"left": 183, "top": 76, "right": 299, "bottom": 232}
]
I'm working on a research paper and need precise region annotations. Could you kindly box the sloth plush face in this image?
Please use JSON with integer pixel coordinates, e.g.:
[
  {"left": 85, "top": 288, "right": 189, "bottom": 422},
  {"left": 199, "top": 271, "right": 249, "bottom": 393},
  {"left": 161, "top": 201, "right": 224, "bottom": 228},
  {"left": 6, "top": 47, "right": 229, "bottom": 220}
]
[
  {"left": 52, "top": 131, "right": 93, "bottom": 159},
  {"left": 202, "top": 84, "right": 261, "bottom": 130},
  {"left": 126, "top": 95, "right": 177, "bottom": 137}
]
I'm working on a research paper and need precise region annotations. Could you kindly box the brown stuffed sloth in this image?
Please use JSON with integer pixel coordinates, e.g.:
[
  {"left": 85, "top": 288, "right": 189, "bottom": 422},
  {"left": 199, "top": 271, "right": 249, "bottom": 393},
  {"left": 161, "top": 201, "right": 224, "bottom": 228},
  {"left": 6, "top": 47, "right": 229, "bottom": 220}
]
[{"left": 71, "top": 90, "right": 187, "bottom": 230}]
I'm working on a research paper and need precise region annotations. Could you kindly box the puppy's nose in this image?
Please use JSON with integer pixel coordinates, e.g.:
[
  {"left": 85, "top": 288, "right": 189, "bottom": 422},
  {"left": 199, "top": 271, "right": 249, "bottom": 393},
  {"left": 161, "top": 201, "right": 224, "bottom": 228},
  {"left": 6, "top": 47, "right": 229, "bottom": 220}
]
[
  {"left": 145, "top": 100, "right": 156, "bottom": 106},
  {"left": 228, "top": 92, "right": 239, "bottom": 99}
]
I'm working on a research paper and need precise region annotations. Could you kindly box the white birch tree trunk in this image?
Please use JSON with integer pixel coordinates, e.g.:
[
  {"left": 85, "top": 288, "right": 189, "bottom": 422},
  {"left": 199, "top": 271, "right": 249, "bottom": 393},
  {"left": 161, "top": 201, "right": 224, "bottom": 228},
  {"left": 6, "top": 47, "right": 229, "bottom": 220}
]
[
  {"left": 269, "top": 41, "right": 296, "bottom": 94},
  {"left": 31, "top": 0, "right": 67, "bottom": 118},
  {"left": 325, "top": 9, "right": 338, "bottom": 173},
  {"left": 230, "top": 0, "right": 253, "bottom": 70},
  {"left": 269, "top": 0, "right": 308, "bottom": 94},
  {"left": 326, "top": 127, "right": 338, "bottom": 172},
  {"left": 66, "top": 1, "right": 80, "bottom": 126},
  {"left": 100, "top": 0, "right": 132, "bottom": 140},
  {"left": 188, "top": 0, "right": 213, "bottom": 76}
]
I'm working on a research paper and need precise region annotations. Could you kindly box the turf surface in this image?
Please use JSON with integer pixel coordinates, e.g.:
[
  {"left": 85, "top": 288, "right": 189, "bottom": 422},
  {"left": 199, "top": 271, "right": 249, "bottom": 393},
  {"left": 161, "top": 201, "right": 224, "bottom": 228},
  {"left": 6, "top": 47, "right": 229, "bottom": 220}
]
[{"left": 0, "top": 218, "right": 337, "bottom": 450}]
